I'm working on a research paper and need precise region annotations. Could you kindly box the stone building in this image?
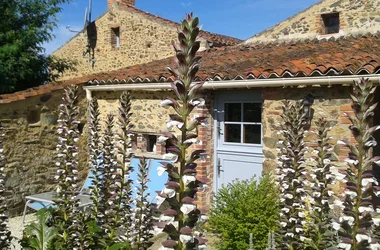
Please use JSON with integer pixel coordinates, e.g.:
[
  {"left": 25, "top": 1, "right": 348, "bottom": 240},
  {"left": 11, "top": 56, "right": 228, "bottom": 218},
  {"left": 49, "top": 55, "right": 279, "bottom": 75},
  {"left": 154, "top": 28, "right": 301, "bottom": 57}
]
[
  {"left": 53, "top": 0, "right": 241, "bottom": 81},
  {"left": 0, "top": 0, "right": 240, "bottom": 214},
  {"left": 1, "top": 0, "right": 380, "bottom": 212},
  {"left": 245, "top": 0, "right": 380, "bottom": 44}
]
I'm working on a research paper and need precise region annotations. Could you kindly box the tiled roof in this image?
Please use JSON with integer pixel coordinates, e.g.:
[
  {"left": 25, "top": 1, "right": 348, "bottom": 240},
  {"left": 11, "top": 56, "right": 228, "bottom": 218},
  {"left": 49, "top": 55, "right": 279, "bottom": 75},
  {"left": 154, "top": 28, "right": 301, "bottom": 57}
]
[
  {"left": 86, "top": 34, "right": 380, "bottom": 84},
  {"left": 1, "top": 34, "right": 380, "bottom": 104},
  {"left": 123, "top": 6, "right": 242, "bottom": 46}
]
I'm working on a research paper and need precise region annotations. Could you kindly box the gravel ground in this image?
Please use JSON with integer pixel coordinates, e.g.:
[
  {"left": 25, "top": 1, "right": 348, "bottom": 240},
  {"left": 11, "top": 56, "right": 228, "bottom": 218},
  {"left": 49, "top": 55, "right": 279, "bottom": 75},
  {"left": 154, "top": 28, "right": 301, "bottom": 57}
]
[{"left": 9, "top": 214, "right": 36, "bottom": 250}]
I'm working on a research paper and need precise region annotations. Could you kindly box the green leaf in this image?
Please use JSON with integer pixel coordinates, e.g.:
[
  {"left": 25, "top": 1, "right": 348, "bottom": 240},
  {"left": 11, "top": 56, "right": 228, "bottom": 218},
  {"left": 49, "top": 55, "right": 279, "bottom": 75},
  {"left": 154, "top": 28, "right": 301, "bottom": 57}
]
[{"left": 108, "top": 242, "right": 130, "bottom": 250}]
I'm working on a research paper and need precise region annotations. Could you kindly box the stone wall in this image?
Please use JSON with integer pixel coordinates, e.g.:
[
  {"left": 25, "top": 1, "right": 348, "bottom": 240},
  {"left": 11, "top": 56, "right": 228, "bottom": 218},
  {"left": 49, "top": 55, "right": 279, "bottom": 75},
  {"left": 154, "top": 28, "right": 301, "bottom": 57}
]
[
  {"left": 262, "top": 85, "right": 352, "bottom": 174},
  {"left": 245, "top": 0, "right": 380, "bottom": 44},
  {"left": 92, "top": 89, "right": 215, "bottom": 209},
  {"left": 52, "top": 6, "right": 210, "bottom": 81},
  {"left": 0, "top": 89, "right": 89, "bottom": 216}
]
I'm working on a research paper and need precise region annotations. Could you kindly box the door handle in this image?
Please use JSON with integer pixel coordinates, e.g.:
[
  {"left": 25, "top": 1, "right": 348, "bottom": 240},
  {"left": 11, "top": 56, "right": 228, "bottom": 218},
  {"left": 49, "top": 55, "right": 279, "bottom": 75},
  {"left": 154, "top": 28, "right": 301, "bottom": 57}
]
[
  {"left": 217, "top": 121, "right": 223, "bottom": 137},
  {"left": 217, "top": 158, "right": 224, "bottom": 175}
]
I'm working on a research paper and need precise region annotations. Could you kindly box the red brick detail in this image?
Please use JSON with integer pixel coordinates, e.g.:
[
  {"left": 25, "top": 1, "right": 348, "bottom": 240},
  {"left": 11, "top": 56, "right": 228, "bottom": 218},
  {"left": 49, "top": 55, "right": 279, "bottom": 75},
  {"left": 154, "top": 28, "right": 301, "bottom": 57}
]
[
  {"left": 108, "top": 0, "right": 135, "bottom": 9},
  {"left": 136, "top": 134, "right": 147, "bottom": 152},
  {"left": 155, "top": 142, "right": 166, "bottom": 155}
]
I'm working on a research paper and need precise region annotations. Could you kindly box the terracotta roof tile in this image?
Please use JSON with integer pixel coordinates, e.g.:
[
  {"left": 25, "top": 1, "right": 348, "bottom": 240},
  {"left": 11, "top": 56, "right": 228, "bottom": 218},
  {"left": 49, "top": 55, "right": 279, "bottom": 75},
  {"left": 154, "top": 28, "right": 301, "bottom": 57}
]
[
  {"left": 81, "top": 34, "right": 380, "bottom": 85},
  {"left": 2, "top": 34, "right": 380, "bottom": 104}
]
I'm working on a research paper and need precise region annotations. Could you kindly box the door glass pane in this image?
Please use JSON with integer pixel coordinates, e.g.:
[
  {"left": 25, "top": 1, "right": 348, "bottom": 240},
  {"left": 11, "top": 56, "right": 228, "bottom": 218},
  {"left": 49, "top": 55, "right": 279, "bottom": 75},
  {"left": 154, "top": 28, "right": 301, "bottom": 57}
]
[
  {"left": 244, "top": 125, "right": 261, "bottom": 144},
  {"left": 225, "top": 103, "right": 241, "bottom": 122},
  {"left": 225, "top": 124, "right": 241, "bottom": 143},
  {"left": 244, "top": 103, "right": 261, "bottom": 122}
]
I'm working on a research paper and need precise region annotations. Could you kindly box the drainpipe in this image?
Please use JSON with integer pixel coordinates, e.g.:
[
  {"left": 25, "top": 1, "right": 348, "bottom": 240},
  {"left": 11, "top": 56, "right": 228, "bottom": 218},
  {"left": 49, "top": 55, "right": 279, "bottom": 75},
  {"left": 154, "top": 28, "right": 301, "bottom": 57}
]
[{"left": 83, "top": 74, "right": 380, "bottom": 100}]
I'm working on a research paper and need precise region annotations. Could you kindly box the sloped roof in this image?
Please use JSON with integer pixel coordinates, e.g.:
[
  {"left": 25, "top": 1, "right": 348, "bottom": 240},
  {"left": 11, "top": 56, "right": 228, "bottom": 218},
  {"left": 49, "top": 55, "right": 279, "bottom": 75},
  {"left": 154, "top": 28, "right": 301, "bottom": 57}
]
[
  {"left": 86, "top": 34, "right": 380, "bottom": 84},
  {"left": 1, "top": 34, "right": 380, "bottom": 104}
]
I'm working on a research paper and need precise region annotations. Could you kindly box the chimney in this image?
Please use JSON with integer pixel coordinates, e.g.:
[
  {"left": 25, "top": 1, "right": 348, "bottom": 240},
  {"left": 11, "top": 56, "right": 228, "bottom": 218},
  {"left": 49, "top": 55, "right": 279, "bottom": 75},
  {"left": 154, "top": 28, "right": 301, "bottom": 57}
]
[{"left": 108, "top": 0, "right": 135, "bottom": 9}]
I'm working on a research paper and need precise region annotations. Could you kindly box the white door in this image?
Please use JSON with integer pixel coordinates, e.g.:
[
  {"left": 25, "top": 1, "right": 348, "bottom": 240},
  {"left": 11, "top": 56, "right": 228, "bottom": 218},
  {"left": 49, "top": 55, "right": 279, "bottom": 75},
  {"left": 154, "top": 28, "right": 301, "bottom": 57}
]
[{"left": 214, "top": 91, "right": 263, "bottom": 191}]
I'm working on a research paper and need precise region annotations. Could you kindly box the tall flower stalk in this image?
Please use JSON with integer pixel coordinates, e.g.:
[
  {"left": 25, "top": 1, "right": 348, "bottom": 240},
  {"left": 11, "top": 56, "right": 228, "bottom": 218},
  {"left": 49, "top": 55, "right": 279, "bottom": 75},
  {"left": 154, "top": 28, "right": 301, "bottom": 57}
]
[
  {"left": 115, "top": 92, "right": 134, "bottom": 241},
  {"left": 97, "top": 113, "right": 120, "bottom": 246},
  {"left": 337, "top": 78, "right": 380, "bottom": 250},
  {"left": 88, "top": 97, "right": 103, "bottom": 221},
  {"left": 276, "top": 100, "right": 308, "bottom": 249},
  {"left": 156, "top": 13, "right": 208, "bottom": 250},
  {"left": 131, "top": 157, "right": 154, "bottom": 249},
  {"left": 0, "top": 123, "right": 12, "bottom": 249},
  {"left": 54, "top": 86, "right": 81, "bottom": 249},
  {"left": 306, "top": 117, "right": 337, "bottom": 249}
]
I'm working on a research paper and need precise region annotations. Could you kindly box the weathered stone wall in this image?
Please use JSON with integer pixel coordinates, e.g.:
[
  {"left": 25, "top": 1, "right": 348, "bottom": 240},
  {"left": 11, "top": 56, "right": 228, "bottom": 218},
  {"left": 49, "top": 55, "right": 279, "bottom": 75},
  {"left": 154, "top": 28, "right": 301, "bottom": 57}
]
[
  {"left": 92, "top": 89, "right": 215, "bottom": 209},
  {"left": 245, "top": 0, "right": 380, "bottom": 44},
  {"left": 0, "top": 89, "right": 89, "bottom": 215},
  {"left": 92, "top": 90, "right": 172, "bottom": 134},
  {"left": 53, "top": 6, "right": 209, "bottom": 81},
  {"left": 262, "top": 85, "right": 352, "bottom": 174}
]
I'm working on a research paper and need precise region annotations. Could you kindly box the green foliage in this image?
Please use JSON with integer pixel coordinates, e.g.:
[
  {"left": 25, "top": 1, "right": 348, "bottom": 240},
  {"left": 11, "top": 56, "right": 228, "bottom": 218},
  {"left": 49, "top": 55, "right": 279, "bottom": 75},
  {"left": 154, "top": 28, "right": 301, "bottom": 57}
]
[
  {"left": 209, "top": 174, "right": 279, "bottom": 250},
  {"left": 0, "top": 0, "right": 76, "bottom": 94},
  {"left": 21, "top": 208, "right": 58, "bottom": 250}
]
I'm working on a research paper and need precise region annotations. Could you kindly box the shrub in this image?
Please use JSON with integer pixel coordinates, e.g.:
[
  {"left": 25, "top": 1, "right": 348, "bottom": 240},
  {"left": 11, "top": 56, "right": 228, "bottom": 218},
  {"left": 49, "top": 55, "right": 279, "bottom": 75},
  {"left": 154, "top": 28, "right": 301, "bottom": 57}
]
[{"left": 209, "top": 174, "right": 279, "bottom": 250}]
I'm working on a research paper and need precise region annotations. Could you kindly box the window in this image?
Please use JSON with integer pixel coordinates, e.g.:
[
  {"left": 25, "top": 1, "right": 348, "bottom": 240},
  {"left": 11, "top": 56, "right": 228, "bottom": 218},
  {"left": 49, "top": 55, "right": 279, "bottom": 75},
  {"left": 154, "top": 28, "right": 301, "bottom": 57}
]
[
  {"left": 111, "top": 27, "right": 120, "bottom": 48},
  {"left": 224, "top": 103, "right": 262, "bottom": 144},
  {"left": 322, "top": 13, "right": 340, "bottom": 34}
]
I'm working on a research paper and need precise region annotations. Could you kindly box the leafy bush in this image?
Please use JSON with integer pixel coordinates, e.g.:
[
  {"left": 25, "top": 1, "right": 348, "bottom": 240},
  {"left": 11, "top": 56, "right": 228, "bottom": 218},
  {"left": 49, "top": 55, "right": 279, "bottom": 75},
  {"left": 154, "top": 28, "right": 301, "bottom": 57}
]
[
  {"left": 209, "top": 174, "right": 279, "bottom": 250},
  {"left": 20, "top": 208, "right": 57, "bottom": 250}
]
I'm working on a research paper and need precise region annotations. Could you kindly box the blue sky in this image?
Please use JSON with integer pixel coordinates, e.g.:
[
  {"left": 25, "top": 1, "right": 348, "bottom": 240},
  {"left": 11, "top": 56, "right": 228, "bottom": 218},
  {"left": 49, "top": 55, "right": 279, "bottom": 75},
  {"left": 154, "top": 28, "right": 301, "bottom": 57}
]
[{"left": 44, "top": 0, "right": 320, "bottom": 54}]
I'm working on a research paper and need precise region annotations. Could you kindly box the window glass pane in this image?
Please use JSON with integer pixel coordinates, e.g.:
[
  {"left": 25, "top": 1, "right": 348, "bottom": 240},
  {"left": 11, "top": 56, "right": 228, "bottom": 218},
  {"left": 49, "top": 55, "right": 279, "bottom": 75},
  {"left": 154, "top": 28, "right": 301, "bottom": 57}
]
[
  {"left": 225, "top": 103, "right": 241, "bottom": 122},
  {"left": 244, "top": 125, "right": 261, "bottom": 144},
  {"left": 243, "top": 103, "right": 261, "bottom": 122},
  {"left": 225, "top": 124, "right": 241, "bottom": 143}
]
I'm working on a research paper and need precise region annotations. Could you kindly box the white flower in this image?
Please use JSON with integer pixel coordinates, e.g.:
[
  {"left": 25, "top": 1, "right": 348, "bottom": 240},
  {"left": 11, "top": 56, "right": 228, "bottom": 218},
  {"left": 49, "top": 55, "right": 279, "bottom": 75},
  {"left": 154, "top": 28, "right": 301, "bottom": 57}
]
[
  {"left": 285, "top": 232, "right": 294, "bottom": 238},
  {"left": 157, "top": 136, "right": 169, "bottom": 143},
  {"left": 333, "top": 200, "right": 344, "bottom": 208},
  {"left": 180, "top": 204, "right": 196, "bottom": 215},
  {"left": 312, "top": 192, "right": 321, "bottom": 198},
  {"left": 184, "top": 138, "right": 200, "bottom": 145},
  {"left": 338, "top": 242, "right": 351, "bottom": 250},
  {"left": 154, "top": 227, "right": 164, "bottom": 235},
  {"left": 162, "top": 153, "right": 178, "bottom": 162},
  {"left": 179, "top": 234, "right": 193, "bottom": 244},
  {"left": 356, "top": 234, "right": 370, "bottom": 243},
  {"left": 362, "top": 177, "right": 377, "bottom": 186},
  {"left": 200, "top": 215, "right": 209, "bottom": 222},
  {"left": 344, "top": 190, "right": 357, "bottom": 198},
  {"left": 332, "top": 222, "right": 340, "bottom": 230},
  {"left": 182, "top": 175, "right": 196, "bottom": 186},
  {"left": 371, "top": 243, "right": 380, "bottom": 250},
  {"left": 281, "top": 208, "right": 290, "bottom": 213},
  {"left": 323, "top": 159, "right": 331, "bottom": 164},
  {"left": 340, "top": 216, "right": 354, "bottom": 226},
  {"left": 160, "top": 99, "right": 174, "bottom": 108},
  {"left": 336, "top": 172, "right": 346, "bottom": 181},
  {"left": 167, "top": 120, "right": 183, "bottom": 129},
  {"left": 189, "top": 98, "right": 205, "bottom": 107},
  {"left": 289, "top": 217, "right": 297, "bottom": 223},
  {"left": 295, "top": 227, "right": 303, "bottom": 233},
  {"left": 159, "top": 214, "right": 175, "bottom": 223},
  {"left": 373, "top": 217, "right": 380, "bottom": 226},
  {"left": 162, "top": 187, "right": 176, "bottom": 198},
  {"left": 280, "top": 222, "right": 287, "bottom": 227},
  {"left": 358, "top": 206, "right": 374, "bottom": 213},
  {"left": 157, "top": 166, "right": 166, "bottom": 176},
  {"left": 284, "top": 193, "right": 293, "bottom": 199},
  {"left": 337, "top": 140, "right": 346, "bottom": 145}
]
